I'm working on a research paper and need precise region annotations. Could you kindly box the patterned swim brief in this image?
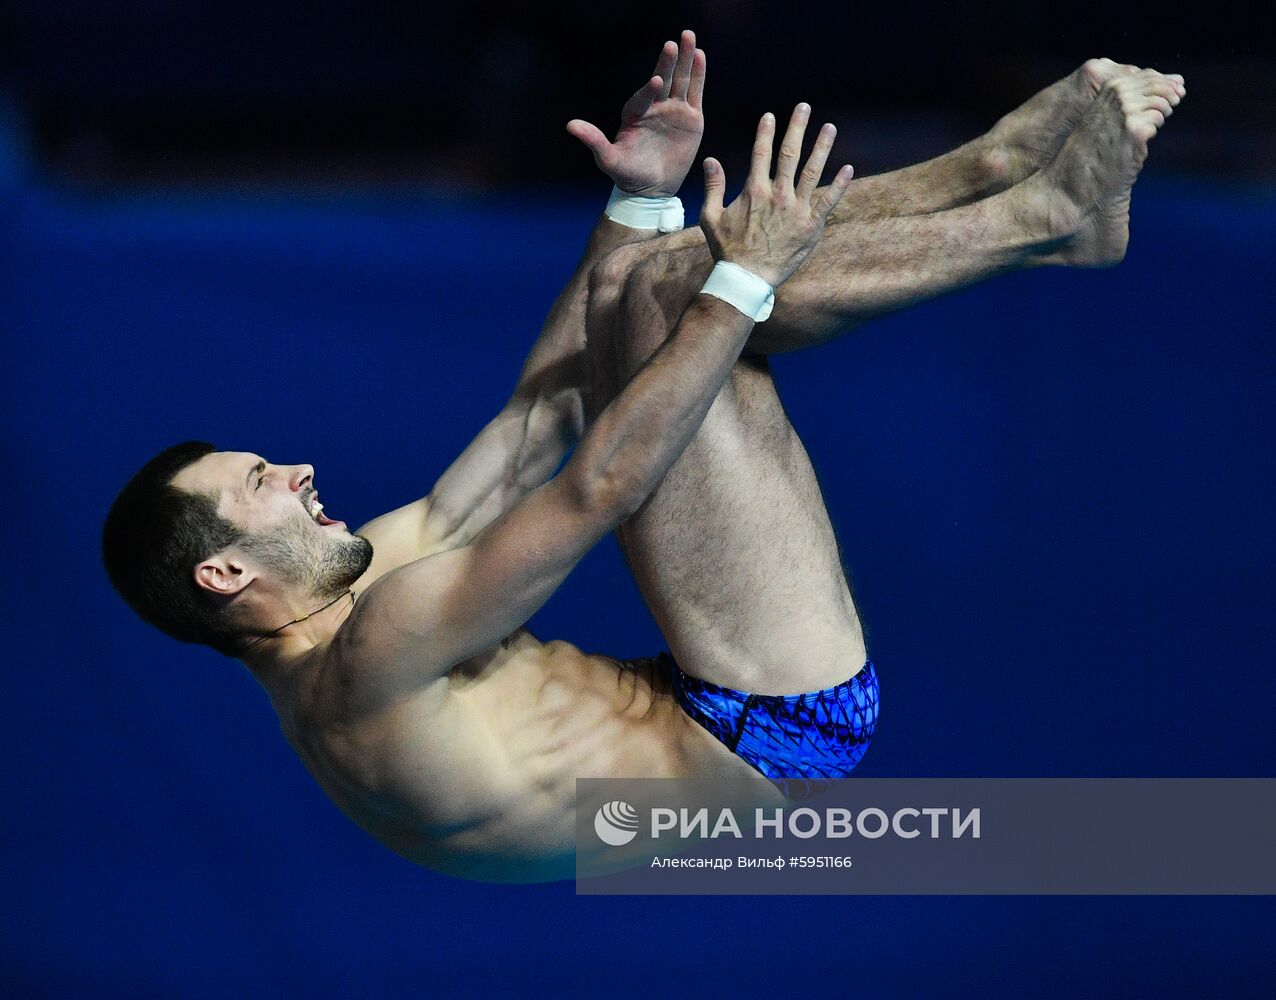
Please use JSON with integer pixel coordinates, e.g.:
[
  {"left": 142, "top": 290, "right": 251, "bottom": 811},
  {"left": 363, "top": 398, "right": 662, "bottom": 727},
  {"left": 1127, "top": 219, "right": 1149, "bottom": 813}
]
[{"left": 670, "top": 657, "right": 880, "bottom": 799}]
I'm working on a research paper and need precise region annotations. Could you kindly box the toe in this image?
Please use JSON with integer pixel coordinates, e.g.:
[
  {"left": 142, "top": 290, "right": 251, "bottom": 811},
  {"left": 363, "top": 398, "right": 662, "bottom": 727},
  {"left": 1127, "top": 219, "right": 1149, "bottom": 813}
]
[
  {"left": 1082, "top": 57, "right": 1119, "bottom": 81},
  {"left": 1130, "top": 114, "right": 1160, "bottom": 141},
  {"left": 1145, "top": 78, "right": 1181, "bottom": 102},
  {"left": 1130, "top": 126, "right": 1156, "bottom": 148}
]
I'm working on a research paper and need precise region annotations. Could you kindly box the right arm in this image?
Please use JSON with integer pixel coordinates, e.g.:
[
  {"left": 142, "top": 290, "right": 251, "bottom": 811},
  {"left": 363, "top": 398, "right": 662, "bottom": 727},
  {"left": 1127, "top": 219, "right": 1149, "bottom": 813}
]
[
  {"left": 351, "top": 32, "right": 710, "bottom": 580},
  {"left": 345, "top": 292, "right": 756, "bottom": 675},
  {"left": 346, "top": 106, "right": 854, "bottom": 691}
]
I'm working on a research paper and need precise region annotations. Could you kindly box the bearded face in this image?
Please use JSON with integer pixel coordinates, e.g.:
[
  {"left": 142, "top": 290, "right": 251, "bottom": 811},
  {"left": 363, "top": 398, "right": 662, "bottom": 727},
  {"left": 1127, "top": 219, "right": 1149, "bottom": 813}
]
[{"left": 237, "top": 486, "right": 374, "bottom": 601}]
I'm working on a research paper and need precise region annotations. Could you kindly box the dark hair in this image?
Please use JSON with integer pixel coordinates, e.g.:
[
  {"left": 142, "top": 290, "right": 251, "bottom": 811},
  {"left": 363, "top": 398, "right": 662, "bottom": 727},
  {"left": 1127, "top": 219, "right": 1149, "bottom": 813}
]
[{"left": 102, "top": 441, "right": 247, "bottom": 656}]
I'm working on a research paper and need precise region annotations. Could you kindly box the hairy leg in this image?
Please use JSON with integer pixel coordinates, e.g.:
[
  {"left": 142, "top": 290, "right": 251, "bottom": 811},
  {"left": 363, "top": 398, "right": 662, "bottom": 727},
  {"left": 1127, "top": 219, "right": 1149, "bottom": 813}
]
[
  {"left": 596, "top": 68, "right": 1182, "bottom": 355},
  {"left": 588, "top": 252, "right": 864, "bottom": 693},
  {"left": 583, "top": 70, "right": 1180, "bottom": 693},
  {"left": 597, "top": 168, "right": 1074, "bottom": 358},
  {"left": 704, "top": 178, "right": 1064, "bottom": 354},
  {"left": 827, "top": 58, "right": 1148, "bottom": 223}
]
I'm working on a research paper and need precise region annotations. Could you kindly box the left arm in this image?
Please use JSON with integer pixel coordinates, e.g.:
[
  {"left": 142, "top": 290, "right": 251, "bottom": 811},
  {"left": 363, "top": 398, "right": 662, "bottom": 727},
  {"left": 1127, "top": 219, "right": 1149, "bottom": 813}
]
[
  {"left": 356, "top": 31, "right": 708, "bottom": 575},
  {"left": 353, "top": 214, "right": 640, "bottom": 583}
]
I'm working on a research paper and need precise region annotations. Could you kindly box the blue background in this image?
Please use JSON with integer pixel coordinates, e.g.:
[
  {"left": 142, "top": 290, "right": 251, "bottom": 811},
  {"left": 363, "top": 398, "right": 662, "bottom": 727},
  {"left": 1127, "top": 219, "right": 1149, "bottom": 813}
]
[{"left": 2, "top": 113, "right": 1274, "bottom": 994}]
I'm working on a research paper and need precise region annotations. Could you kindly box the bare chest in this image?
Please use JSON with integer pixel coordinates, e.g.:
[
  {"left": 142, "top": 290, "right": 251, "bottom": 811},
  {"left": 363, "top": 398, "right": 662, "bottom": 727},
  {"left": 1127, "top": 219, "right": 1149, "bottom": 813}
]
[
  {"left": 282, "top": 639, "right": 692, "bottom": 878},
  {"left": 451, "top": 641, "right": 689, "bottom": 785}
]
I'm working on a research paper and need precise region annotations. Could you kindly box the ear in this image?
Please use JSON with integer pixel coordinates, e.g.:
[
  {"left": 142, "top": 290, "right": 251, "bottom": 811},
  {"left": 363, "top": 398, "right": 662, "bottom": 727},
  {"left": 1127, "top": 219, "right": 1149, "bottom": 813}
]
[{"left": 193, "top": 551, "right": 258, "bottom": 597}]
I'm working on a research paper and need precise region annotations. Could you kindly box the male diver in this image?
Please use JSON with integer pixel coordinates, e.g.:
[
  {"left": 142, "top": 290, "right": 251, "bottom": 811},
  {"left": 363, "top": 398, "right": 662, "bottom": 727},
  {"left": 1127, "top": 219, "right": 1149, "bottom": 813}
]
[{"left": 103, "top": 32, "right": 1184, "bottom": 881}]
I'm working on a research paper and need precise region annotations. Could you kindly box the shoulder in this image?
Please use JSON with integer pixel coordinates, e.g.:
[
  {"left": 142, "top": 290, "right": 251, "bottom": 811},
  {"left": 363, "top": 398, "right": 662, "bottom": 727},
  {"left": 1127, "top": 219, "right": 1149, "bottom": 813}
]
[
  {"left": 318, "top": 568, "right": 458, "bottom": 718},
  {"left": 349, "top": 497, "right": 437, "bottom": 593}
]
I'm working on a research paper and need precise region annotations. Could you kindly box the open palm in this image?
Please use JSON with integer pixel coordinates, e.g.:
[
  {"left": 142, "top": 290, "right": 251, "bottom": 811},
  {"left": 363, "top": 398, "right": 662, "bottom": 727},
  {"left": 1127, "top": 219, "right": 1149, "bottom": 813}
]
[{"left": 568, "top": 30, "right": 706, "bottom": 197}]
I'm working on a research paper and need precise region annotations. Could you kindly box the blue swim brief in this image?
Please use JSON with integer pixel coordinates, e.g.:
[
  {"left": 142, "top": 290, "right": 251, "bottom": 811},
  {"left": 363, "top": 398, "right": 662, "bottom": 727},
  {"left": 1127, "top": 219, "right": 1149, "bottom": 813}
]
[{"left": 670, "top": 657, "right": 880, "bottom": 799}]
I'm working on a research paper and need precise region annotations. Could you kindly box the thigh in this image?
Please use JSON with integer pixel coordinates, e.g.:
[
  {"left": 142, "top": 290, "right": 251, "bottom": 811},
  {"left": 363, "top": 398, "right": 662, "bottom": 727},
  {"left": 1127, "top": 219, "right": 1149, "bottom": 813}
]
[
  {"left": 620, "top": 360, "right": 866, "bottom": 694},
  {"left": 599, "top": 249, "right": 867, "bottom": 695}
]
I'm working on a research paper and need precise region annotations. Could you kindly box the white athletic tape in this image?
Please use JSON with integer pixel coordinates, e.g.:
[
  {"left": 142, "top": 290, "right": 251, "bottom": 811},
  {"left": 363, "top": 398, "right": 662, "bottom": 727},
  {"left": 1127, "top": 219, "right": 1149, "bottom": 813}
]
[
  {"left": 699, "top": 260, "right": 775, "bottom": 322},
  {"left": 604, "top": 186, "right": 685, "bottom": 233}
]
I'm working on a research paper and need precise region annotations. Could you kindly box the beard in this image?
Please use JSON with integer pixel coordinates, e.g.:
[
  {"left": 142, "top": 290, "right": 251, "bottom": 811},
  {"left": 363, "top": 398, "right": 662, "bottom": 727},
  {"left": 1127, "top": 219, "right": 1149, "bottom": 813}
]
[{"left": 238, "top": 513, "right": 374, "bottom": 601}]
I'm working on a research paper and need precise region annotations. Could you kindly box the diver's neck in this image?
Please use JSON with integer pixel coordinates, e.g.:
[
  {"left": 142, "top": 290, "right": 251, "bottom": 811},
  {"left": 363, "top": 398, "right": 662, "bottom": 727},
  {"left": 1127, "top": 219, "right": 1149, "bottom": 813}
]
[{"left": 239, "top": 589, "right": 357, "bottom": 690}]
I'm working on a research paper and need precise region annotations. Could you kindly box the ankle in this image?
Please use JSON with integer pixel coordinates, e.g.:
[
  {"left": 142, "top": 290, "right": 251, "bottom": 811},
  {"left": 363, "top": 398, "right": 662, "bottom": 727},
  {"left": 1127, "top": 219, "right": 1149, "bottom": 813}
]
[
  {"left": 965, "top": 135, "right": 1017, "bottom": 197},
  {"left": 1006, "top": 173, "right": 1082, "bottom": 253}
]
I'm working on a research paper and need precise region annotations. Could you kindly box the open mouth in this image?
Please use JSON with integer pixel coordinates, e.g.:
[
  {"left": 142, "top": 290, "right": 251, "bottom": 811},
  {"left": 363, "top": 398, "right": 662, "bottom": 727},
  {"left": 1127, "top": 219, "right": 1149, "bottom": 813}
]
[{"left": 303, "top": 491, "right": 340, "bottom": 527}]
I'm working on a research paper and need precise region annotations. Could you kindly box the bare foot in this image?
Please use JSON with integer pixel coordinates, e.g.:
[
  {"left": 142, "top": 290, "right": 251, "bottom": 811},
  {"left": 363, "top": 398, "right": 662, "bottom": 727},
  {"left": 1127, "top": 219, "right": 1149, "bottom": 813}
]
[
  {"left": 983, "top": 59, "right": 1184, "bottom": 186},
  {"left": 1034, "top": 70, "right": 1185, "bottom": 266}
]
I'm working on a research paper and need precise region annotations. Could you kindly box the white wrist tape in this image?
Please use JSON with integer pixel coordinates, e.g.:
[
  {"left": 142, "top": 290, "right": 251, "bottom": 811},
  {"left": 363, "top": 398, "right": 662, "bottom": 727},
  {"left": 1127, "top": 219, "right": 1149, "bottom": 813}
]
[
  {"left": 699, "top": 260, "right": 776, "bottom": 322},
  {"left": 604, "top": 186, "right": 685, "bottom": 233}
]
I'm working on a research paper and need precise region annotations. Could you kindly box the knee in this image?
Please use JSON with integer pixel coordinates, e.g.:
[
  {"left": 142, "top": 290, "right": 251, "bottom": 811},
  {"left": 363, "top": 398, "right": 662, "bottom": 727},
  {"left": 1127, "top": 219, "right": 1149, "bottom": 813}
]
[
  {"left": 587, "top": 243, "right": 647, "bottom": 320},
  {"left": 585, "top": 244, "right": 645, "bottom": 391},
  {"left": 619, "top": 251, "right": 673, "bottom": 312},
  {"left": 588, "top": 244, "right": 675, "bottom": 322},
  {"left": 587, "top": 239, "right": 712, "bottom": 371},
  {"left": 617, "top": 252, "right": 682, "bottom": 366}
]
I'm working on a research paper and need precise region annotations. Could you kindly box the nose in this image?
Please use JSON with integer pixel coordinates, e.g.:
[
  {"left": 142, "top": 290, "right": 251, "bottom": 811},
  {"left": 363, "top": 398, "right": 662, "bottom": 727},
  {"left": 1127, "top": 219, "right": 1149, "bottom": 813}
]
[{"left": 288, "top": 465, "right": 314, "bottom": 492}]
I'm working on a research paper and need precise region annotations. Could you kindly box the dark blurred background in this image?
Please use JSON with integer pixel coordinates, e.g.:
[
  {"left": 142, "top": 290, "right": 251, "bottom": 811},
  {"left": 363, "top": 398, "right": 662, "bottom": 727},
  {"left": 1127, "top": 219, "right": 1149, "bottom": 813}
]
[
  {"left": 6, "top": 0, "right": 1274, "bottom": 188},
  {"left": 3, "top": 3, "right": 1274, "bottom": 999}
]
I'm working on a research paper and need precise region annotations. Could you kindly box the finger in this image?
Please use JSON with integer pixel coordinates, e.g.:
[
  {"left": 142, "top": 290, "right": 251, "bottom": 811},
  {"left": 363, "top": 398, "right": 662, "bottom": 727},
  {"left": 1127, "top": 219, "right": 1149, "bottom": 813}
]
[
  {"left": 670, "top": 29, "right": 696, "bottom": 101},
  {"left": 619, "top": 76, "right": 663, "bottom": 122},
  {"left": 774, "top": 103, "right": 811, "bottom": 189},
  {"left": 566, "top": 119, "right": 611, "bottom": 161},
  {"left": 796, "top": 122, "right": 836, "bottom": 202},
  {"left": 811, "top": 164, "right": 854, "bottom": 222},
  {"left": 653, "top": 40, "right": 677, "bottom": 99},
  {"left": 688, "top": 48, "right": 707, "bottom": 109},
  {"left": 651, "top": 40, "right": 677, "bottom": 97},
  {"left": 702, "top": 158, "right": 726, "bottom": 223},
  {"left": 747, "top": 112, "right": 776, "bottom": 190}
]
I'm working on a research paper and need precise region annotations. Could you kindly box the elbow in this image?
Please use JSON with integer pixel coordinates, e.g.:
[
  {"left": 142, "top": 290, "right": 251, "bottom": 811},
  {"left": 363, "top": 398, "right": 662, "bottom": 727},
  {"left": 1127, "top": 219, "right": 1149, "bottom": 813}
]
[{"left": 561, "top": 463, "right": 642, "bottom": 525}]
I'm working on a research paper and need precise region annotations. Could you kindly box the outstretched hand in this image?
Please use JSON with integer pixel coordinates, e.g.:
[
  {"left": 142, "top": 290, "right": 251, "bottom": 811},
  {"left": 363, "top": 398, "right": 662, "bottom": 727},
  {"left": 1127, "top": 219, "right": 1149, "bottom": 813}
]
[
  {"left": 567, "top": 30, "right": 706, "bottom": 197},
  {"left": 700, "top": 104, "right": 854, "bottom": 288}
]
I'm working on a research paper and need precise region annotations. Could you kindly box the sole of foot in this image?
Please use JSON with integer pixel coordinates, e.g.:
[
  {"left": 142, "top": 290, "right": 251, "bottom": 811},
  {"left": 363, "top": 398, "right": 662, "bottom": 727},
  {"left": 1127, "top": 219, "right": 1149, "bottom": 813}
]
[{"left": 1033, "top": 68, "right": 1186, "bottom": 266}]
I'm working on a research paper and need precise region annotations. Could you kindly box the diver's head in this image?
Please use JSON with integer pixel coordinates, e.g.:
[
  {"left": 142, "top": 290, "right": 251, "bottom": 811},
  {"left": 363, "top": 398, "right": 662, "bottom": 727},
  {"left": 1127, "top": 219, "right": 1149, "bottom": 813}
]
[{"left": 103, "top": 442, "right": 372, "bottom": 656}]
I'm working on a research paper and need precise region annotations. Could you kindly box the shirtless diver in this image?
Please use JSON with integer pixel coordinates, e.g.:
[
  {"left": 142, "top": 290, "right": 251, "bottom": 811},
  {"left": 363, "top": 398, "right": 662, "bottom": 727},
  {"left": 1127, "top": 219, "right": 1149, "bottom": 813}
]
[{"left": 103, "top": 32, "right": 1185, "bottom": 882}]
